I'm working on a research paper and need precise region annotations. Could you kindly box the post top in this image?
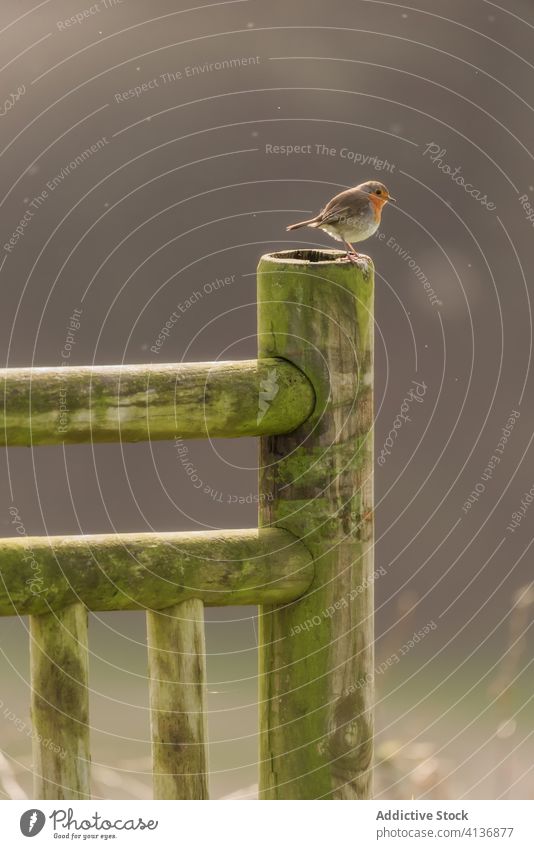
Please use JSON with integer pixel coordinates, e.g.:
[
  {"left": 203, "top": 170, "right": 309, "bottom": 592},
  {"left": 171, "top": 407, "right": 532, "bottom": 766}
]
[
  {"left": 260, "top": 250, "right": 374, "bottom": 279},
  {"left": 262, "top": 249, "right": 368, "bottom": 266}
]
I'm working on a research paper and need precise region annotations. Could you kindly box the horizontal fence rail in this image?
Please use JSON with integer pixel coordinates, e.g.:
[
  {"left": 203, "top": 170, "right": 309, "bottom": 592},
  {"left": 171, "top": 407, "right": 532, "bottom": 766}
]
[
  {"left": 0, "top": 357, "right": 315, "bottom": 445},
  {"left": 0, "top": 528, "right": 313, "bottom": 616}
]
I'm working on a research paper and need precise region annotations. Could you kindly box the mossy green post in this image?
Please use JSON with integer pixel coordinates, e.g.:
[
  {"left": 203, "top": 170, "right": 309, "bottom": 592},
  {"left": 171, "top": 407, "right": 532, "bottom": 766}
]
[
  {"left": 147, "top": 599, "right": 209, "bottom": 799},
  {"left": 258, "top": 249, "right": 374, "bottom": 800},
  {"left": 30, "top": 603, "right": 91, "bottom": 799}
]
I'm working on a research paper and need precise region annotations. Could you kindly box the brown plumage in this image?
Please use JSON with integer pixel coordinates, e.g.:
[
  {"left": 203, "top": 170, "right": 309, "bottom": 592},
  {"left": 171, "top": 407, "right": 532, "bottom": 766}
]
[{"left": 287, "top": 180, "right": 396, "bottom": 261}]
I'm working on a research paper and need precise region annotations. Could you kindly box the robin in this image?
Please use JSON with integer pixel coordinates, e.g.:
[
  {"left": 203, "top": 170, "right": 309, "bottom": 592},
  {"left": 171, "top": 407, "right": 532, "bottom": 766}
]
[{"left": 286, "top": 180, "right": 396, "bottom": 262}]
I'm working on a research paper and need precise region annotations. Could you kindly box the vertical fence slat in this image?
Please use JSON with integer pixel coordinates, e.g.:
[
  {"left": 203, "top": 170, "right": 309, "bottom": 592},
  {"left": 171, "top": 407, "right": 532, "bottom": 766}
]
[
  {"left": 30, "top": 602, "right": 91, "bottom": 799},
  {"left": 257, "top": 250, "right": 374, "bottom": 799},
  {"left": 147, "top": 599, "right": 209, "bottom": 799}
]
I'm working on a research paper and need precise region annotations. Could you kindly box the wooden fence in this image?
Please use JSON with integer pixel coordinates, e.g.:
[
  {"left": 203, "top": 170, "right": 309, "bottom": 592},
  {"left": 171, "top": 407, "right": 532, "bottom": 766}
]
[{"left": 0, "top": 249, "right": 374, "bottom": 800}]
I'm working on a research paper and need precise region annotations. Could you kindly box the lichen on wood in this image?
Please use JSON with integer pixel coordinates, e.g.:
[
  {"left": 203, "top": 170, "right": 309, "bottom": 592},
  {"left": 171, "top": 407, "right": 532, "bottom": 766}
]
[
  {"left": 30, "top": 603, "right": 91, "bottom": 799},
  {"left": 0, "top": 358, "right": 314, "bottom": 445},
  {"left": 147, "top": 599, "right": 209, "bottom": 799},
  {"left": 257, "top": 249, "right": 374, "bottom": 799},
  {"left": 0, "top": 528, "right": 313, "bottom": 616}
]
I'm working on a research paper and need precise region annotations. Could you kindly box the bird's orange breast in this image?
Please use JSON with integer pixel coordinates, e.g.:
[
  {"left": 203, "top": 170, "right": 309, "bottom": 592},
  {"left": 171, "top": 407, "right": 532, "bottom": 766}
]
[{"left": 368, "top": 194, "right": 387, "bottom": 222}]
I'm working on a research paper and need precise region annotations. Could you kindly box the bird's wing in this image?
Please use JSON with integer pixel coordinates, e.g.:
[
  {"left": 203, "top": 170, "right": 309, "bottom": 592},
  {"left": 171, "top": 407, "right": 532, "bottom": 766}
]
[
  {"left": 318, "top": 187, "right": 366, "bottom": 224},
  {"left": 317, "top": 204, "right": 352, "bottom": 225}
]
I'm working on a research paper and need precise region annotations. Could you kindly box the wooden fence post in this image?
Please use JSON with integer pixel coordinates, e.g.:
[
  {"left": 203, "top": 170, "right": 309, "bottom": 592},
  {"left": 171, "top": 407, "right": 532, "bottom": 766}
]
[
  {"left": 147, "top": 599, "right": 209, "bottom": 799},
  {"left": 257, "top": 249, "right": 374, "bottom": 799},
  {"left": 30, "top": 602, "right": 91, "bottom": 799}
]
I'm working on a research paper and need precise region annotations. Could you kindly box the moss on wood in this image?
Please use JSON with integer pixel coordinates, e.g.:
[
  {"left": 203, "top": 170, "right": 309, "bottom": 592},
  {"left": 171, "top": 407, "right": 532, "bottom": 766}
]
[
  {"left": 0, "top": 358, "right": 314, "bottom": 445},
  {"left": 0, "top": 528, "right": 313, "bottom": 615},
  {"left": 258, "top": 249, "right": 374, "bottom": 800},
  {"left": 147, "top": 599, "right": 209, "bottom": 799},
  {"left": 30, "top": 603, "right": 91, "bottom": 799}
]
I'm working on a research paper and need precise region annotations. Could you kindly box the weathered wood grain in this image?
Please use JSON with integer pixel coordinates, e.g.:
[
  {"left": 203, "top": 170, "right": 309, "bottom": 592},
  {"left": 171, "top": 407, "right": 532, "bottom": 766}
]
[
  {"left": 0, "top": 358, "right": 314, "bottom": 445},
  {"left": 30, "top": 603, "right": 91, "bottom": 799},
  {"left": 148, "top": 599, "right": 209, "bottom": 799},
  {"left": 258, "top": 249, "right": 374, "bottom": 799},
  {"left": 0, "top": 528, "right": 313, "bottom": 616}
]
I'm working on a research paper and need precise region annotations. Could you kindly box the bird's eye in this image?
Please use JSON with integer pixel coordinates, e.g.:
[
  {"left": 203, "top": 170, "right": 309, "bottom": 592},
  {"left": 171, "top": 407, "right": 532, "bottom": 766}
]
[{"left": 376, "top": 189, "right": 382, "bottom": 195}]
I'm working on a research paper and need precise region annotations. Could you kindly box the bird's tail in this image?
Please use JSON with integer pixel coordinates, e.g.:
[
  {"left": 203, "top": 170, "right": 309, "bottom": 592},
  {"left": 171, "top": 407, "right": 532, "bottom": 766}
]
[{"left": 286, "top": 216, "right": 321, "bottom": 231}]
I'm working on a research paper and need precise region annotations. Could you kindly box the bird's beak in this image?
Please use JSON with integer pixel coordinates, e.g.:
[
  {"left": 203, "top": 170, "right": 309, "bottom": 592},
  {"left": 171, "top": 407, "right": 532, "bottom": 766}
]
[{"left": 388, "top": 195, "right": 397, "bottom": 203}]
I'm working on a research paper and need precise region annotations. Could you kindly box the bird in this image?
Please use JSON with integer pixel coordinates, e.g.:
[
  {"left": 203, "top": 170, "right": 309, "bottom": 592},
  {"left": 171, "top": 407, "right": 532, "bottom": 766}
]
[{"left": 286, "top": 180, "right": 396, "bottom": 262}]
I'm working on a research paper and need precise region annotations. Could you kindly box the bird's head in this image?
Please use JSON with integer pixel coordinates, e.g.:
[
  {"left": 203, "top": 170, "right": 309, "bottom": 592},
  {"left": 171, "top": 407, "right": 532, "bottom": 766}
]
[{"left": 356, "top": 180, "right": 396, "bottom": 205}]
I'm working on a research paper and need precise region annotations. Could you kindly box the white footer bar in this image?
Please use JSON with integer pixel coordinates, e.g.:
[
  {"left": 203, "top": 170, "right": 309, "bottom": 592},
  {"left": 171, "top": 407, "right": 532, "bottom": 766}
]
[{"left": 4, "top": 800, "right": 532, "bottom": 848}]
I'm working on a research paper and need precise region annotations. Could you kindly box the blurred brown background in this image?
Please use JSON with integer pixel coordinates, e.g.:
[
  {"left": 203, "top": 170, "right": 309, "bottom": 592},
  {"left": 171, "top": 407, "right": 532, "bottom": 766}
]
[{"left": 0, "top": 0, "right": 533, "bottom": 799}]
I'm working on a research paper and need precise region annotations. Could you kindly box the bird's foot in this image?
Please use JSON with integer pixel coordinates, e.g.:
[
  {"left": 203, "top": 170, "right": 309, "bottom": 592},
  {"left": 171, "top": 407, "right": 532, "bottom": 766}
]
[
  {"left": 341, "top": 242, "right": 365, "bottom": 265},
  {"left": 344, "top": 252, "right": 370, "bottom": 271}
]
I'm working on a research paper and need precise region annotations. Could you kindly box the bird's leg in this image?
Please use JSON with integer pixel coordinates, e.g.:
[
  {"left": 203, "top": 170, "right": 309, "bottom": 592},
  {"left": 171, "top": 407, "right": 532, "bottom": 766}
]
[{"left": 343, "top": 241, "right": 362, "bottom": 263}]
